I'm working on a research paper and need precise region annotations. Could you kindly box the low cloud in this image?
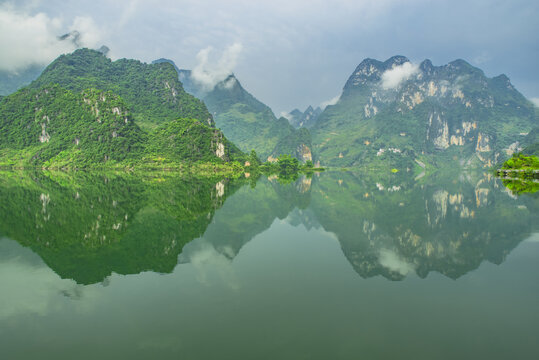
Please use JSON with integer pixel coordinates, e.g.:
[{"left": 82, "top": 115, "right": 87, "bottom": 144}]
[
  {"left": 279, "top": 111, "right": 293, "bottom": 121},
  {"left": 320, "top": 94, "right": 340, "bottom": 109},
  {"left": 381, "top": 62, "right": 420, "bottom": 89},
  {"left": 0, "top": 5, "right": 102, "bottom": 72},
  {"left": 70, "top": 16, "right": 102, "bottom": 49},
  {"left": 530, "top": 97, "right": 539, "bottom": 107},
  {"left": 378, "top": 248, "right": 415, "bottom": 276},
  {"left": 191, "top": 42, "right": 243, "bottom": 92}
]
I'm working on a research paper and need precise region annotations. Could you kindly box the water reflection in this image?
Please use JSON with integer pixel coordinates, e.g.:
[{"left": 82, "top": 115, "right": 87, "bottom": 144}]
[
  {"left": 0, "top": 171, "right": 243, "bottom": 284},
  {"left": 309, "top": 172, "right": 538, "bottom": 280},
  {"left": 0, "top": 170, "right": 537, "bottom": 284}
]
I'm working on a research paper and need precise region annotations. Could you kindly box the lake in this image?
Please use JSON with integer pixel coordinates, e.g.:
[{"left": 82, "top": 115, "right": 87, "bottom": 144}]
[{"left": 0, "top": 170, "right": 538, "bottom": 359}]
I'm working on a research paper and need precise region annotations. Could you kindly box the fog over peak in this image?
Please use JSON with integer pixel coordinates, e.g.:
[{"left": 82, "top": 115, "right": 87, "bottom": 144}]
[
  {"left": 381, "top": 62, "right": 420, "bottom": 89},
  {"left": 0, "top": 4, "right": 102, "bottom": 72},
  {"left": 191, "top": 43, "right": 243, "bottom": 93}
]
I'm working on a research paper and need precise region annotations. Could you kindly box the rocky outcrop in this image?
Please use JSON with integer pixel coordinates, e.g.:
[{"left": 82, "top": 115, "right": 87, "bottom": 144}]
[
  {"left": 312, "top": 55, "right": 537, "bottom": 168},
  {"left": 296, "top": 144, "right": 312, "bottom": 162}
]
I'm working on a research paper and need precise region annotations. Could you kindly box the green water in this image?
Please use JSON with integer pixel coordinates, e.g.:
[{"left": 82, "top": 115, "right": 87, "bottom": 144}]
[{"left": 0, "top": 170, "right": 538, "bottom": 359}]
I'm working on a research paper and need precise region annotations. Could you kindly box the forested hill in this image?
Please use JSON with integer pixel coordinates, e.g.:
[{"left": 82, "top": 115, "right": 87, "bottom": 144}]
[
  {"left": 153, "top": 59, "right": 313, "bottom": 162},
  {"left": 0, "top": 48, "right": 247, "bottom": 168},
  {"left": 0, "top": 85, "right": 244, "bottom": 168},
  {"left": 31, "top": 48, "right": 212, "bottom": 129}
]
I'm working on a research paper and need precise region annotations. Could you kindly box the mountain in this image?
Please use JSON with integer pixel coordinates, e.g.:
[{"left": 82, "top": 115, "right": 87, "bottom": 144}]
[
  {"left": 311, "top": 56, "right": 538, "bottom": 169},
  {"left": 285, "top": 105, "right": 322, "bottom": 128},
  {"left": 0, "top": 50, "right": 245, "bottom": 168},
  {"left": 33, "top": 49, "right": 212, "bottom": 129},
  {"left": 153, "top": 59, "right": 313, "bottom": 162}
]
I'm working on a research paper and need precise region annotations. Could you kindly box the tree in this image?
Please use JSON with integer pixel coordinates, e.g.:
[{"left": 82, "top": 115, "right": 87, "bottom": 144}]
[
  {"left": 277, "top": 154, "right": 299, "bottom": 175},
  {"left": 249, "top": 149, "right": 261, "bottom": 166}
]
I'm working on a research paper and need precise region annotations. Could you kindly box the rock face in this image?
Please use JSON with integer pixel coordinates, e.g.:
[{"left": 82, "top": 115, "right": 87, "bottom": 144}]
[
  {"left": 312, "top": 56, "right": 538, "bottom": 168},
  {"left": 297, "top": 143, "right": 313, "bottom": 162}
]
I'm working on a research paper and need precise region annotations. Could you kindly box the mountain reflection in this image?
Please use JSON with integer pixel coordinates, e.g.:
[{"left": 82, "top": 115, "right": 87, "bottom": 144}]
[
  {"left": 0, "top": 171, "right": 242, "bottom": 284},
  {"left": 310, "top": 172, "right": 538, "bottom": 280},
  {"left": 0, "top": 170, "right": 536, "bottom": 284}
]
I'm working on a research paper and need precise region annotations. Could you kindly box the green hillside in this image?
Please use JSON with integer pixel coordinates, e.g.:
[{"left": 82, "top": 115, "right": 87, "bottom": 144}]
[
  {"left": 153, "top": 60, "right": 313, "bottom": 162},
  {"left": 312, "top": 56, "right": 538, "bottom": 169},
  {"left": 0, "top": 85, "right": 144, "bottom": 167},
  {"left": 0, "top": 50, "right": 246, "bottom": 170},
  {"left": 32, "top": 49, "right": 212, "bottom": 129},
  {"left": 0, "top": 84, "right": 245, "bottom": 169}
]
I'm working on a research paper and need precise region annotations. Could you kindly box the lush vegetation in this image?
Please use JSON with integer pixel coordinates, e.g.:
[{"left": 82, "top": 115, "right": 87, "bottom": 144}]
[
  {"left": 496, "top": 154, "right": 539, "bottom": 186},
  {"left": 0, "top": 84, "right": 246, "bottom": 170},
  {"left": 256, "top": 154, "right": 322, "bottom": 183},
  {"left": 31, "top": 48, "right": 211, "bottom": 129},
  {"left": 0, "top": 85, "right": 144, "bottom": 167},
  {"left": 269, "top": 126, "right": 312, "bottom": 160},
  {"left": 501, "top": 153, "right": 539, "bottom": 170},
  {"left": 0, "top": 49, "right": 253, "bottom": 171},
  {"left": 145, "top": 118, "right": 245, "bottom": 164},
  {"left": 167, "top": 67, "right": 313, "bottom": 161},
  {"left": 200, "top": 76, "right": 309, "bottom": 160}
]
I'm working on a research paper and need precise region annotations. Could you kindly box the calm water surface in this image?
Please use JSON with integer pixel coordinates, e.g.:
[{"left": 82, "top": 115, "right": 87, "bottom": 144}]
[{"left": 0, "top": 170, "right": 538, "bottom": 359}]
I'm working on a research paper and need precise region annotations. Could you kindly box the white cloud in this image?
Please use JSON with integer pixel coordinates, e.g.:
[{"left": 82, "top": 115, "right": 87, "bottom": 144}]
[
  {"left": 381, "top": 62, "right": 420, "bottom": 89},
  {"left": 118, "top": 0, "right": 139, "bottom": 28},
  {"left": 69, "top": 16, "right": 102, "bottom": 49},
  {"left": 221, "top": 76, "right": 237, "bottom": 90},
  {"left": 320, "top": 94, "right": 340, "bottom": 109},
  {"left": 191, "top": 42, "right": 243, "bottom": 92},
  {"left": 378, "top": 248, "right": 415, "bottom": 276},
  {"left": 530, "top": 97, "right": 539, "bottom": 107},
  {"left": 279, "top": 111, "right": 293, "bottom": 121},
  {"left": 0, "top": 5, "right": 102, "bottom": 72}
]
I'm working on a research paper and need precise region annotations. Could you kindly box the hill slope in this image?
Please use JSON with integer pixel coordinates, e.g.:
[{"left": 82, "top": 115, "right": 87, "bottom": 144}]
[
  {"left": 312, "top": 56, "right": 538, "bottom": 169},
  {"left": 153, "top": 59, "right": 313, "bottom": 162},
  {"left": 0, "top": 85, "right": 145, "bottom": 167},
  {"left": 32, "top": 49, "right": 212, "bottom": 129}
]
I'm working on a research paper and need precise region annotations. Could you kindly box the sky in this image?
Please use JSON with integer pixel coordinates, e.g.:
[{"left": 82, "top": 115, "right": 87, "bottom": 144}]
[{"left": 1, "top": 0, "right": 538, "bottom": 114}]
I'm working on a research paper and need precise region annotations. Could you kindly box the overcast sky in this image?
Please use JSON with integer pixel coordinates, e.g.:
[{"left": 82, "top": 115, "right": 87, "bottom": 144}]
[{"left": 1, "top": 0, "right": 538, "bottom": 113}]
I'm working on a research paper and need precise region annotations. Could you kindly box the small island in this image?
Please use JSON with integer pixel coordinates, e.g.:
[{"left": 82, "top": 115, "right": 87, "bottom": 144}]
[{"left": 496, "top": 153, "right": 539, "bottom": 194}]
